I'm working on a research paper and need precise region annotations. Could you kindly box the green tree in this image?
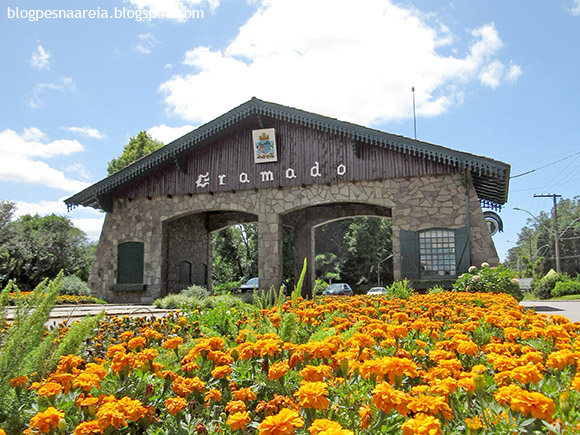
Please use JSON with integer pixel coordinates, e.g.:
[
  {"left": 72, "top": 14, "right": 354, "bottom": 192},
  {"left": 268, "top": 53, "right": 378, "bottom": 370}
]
[
  {"left": 107, "top": 131, "right": 164, "bottom": 175},
  {"left": 0, "top": 213, "right": 95, "bottom": 290},
  {"left": 506, "top": 196, "right": 580, "bottom": 277}
]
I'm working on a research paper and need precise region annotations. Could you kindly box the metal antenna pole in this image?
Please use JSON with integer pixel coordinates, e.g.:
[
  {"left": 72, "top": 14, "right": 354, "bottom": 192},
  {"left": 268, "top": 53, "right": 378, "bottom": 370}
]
[{"left": 412, "top": 87, "right": 417, "bottom": 140}]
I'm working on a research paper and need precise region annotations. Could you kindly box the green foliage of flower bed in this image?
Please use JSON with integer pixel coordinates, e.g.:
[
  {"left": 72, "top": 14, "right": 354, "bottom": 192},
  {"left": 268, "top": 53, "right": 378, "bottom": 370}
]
[{"left": 551, "top": 277, "right": 580, "bottom": 298}]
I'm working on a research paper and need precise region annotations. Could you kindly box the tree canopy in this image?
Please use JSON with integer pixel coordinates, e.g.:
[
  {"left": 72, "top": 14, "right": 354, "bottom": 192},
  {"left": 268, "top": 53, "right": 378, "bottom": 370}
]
[
  {"left": 0, "top": 201, "right": 95, "bottom": 290},
  {"left": 107, "top": 131, "right": 164, "bottom": 175},
  {"left": 506, "top": 196, "right": 580, "bottom": 277}
]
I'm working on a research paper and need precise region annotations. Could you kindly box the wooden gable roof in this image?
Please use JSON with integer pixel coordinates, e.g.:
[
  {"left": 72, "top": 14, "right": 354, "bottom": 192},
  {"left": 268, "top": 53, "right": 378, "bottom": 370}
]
[{"left": 65, "top": 98, "right": 510, "bottom": 212}]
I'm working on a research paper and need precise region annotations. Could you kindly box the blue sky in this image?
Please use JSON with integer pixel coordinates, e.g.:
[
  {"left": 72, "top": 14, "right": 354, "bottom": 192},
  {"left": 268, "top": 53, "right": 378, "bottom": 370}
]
[{"left": 1, "top": 0, "right": 579, "bottom": 264}]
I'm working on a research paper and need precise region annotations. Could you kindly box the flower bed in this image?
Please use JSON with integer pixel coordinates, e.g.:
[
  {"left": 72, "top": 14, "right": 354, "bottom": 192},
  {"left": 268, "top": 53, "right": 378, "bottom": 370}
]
[
  {"left": 5, "top": 292, "right": 580, "bottom": 434},
  {"left": 7, "top": 292, "right": 106, "bottom": 305}
]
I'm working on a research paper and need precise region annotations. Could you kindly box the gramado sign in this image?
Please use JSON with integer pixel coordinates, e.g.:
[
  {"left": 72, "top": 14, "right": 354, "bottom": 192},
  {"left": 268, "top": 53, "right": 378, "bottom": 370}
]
[{"left": 193, "top": 128, "right": 347, "bottom": 189}]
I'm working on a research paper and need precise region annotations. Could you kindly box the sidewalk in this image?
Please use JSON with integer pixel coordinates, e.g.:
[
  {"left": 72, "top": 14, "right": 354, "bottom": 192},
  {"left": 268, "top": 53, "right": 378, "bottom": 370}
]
[{"left": 520, "top": 300, "right": 580, "bottom": 323}]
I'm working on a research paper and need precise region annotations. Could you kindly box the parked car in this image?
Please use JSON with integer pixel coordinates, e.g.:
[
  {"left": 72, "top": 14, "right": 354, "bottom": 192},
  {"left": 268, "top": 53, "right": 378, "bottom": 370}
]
[
  {"left": 367, "top": 286, "right": 387, "bottom": 295},
  {"left": 239, "top": 277, "right": 259, "bottom": 293},
  {"left": 322, "top": 283, "right": 353, "bottom": 296}
]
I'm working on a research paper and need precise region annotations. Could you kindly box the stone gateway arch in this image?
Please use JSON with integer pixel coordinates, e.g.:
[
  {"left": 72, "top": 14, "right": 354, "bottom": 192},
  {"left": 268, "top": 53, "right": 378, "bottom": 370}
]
[{"left": 66, "top": 98, "right": 510, "bottom": 303}]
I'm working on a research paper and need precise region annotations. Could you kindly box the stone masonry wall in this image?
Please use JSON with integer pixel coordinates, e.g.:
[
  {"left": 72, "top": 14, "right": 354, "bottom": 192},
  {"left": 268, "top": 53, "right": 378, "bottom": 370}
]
[{"left": 89, "top": 172, "right": 498, "bottom": 303}]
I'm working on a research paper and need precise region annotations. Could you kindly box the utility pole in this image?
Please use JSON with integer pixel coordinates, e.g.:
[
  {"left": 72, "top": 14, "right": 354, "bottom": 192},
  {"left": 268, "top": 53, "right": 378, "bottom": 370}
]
[{"left": 534, "top": 193, "right": 562, "bottom": 273}]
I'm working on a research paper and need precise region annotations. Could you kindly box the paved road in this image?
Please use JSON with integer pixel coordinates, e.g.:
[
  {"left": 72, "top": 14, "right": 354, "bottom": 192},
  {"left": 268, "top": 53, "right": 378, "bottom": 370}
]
[
  {"left": 520, "top": 300, "right": 580, "bottom": 323},
  {"left": 4, "top": 304, "right": 175, "bottom": 327}
]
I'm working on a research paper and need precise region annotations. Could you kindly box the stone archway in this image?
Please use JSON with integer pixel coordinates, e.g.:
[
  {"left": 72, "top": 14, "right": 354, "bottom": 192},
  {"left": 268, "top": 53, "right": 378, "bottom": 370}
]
[
  {"left": 161, "top": 210, "right": 257, "bottom": 296},
  {"left": 282, "top": 202, "right": 392, "bottom": 298}
]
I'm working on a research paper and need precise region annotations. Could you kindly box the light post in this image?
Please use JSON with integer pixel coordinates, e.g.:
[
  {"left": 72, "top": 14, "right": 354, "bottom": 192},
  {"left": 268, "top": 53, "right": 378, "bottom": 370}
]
[
  {"left": 377, "top": 254, "right": 393, "bottom": 287},
  {"left": 514, "top": 206, "right": 561, "bottom": 273}
]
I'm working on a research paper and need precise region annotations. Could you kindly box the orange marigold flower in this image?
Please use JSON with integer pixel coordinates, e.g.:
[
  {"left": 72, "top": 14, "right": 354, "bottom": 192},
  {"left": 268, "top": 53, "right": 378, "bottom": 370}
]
[
  {"left": 508, "top": 364, "right": 543, "bottom": 385},
  {"left": 225, "top": 400, "right": 247, "bottom": 414},
  {"left": 371, "top": 382, "right": 410, "bottom": 416},
  {"left": 117, "top": 396, "right": 148, "bottom": 421},
  {"left": 465, "top": 416, "right": 483, "bottom": 431},
  {"left": 85, "top": 363, "right": 108, "bottom": 380},
  {"left": 300, "top": 364, "right": 333, "bottom": 382},
  {"left": 359, "top": 405, "right": 373, "bottom": 429},
  {"left": 294, "top": 381, "right": 330, "bottom": 410},
  {"left": 233, "top": 387, "right": 257, "bottom": 402},
  {"left": 172, "top": 376, "right": 206, "bottom": 397},
  {"left": 510, "top": 390, "right": 556, "bottom": 422},
  {"left": 110, "top": 351, "right": 136, "bottom": 374},
  {"left": 165, "top": 396, "right": 187, "bottom": 416},
  {"left": 401, "top": 413, "right": 442, "bottom": 435},
  {"left": 0, "top": 428, "right": 5, "bottom": 435},
  {"left": 407, "top": 395, "right": 453, "bottom": 420},
  {"left": 96, "top": 401, "right": 127, "bottom": 430},
  {"left": 127, "top": 336, "right": 146, "bottom": 350},
  {"left": 227, "top": 411, "right": 251, "bottom": 431},
  {"left": 308, "top": 419, "right": 344, "bottom": 434},
  {"left": 57, "top": 354, "right": 84, "bottom": 373},
  {"left": 162, "top": 336, "right": 184, "bottom": 350},
  {"left": 205, "top": 388, "right": 222, "bottom": 403},
  {"left": 73, "top": 420, "right": 102, "bottom": 435},
  {"left": 211, "top": 364, "right": 233, "bottom": 379},
  {"left": 73, "top": 373, "right": 101, "bottom": 392},
  {"left": 258, "top": 408, "right": 304, "bottom": 435},
  {"left": 269, "top": 360, "right": 290, "bottom": 381},
  {"left": 9, "top": 375, "right": 28, "bottom": 388},
  {"left": 37, "top": 382, "right": 64, "bottom": 398},
  {"left": 29, "top": 407, "right": 65, "bottom": 434}
]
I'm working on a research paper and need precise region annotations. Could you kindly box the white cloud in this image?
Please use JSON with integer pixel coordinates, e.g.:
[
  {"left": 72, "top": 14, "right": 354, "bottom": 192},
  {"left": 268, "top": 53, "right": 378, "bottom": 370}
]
[
  {"left": 28, "top": 77, "right": 76, "bottom": 109},
  {"left": 506, "top": 63, "right": 522, "bottom": 83},
  {"left": 65, "top": 163, "right": 92, "bottom": 181},
  {"left": 29, "top": 45, "right": 51, "bottom": 70},
  {"left": 570, "top": 0, "right": 580, "bottom": 16},
  {"left": 478, "top": 59, "right": 504, "bottom": 89},
  {"left": 13, "top": 199, "right": 104, "bottom": 240},
  {"left": 62, "top": 126, "right": 106, "bottom": 139},
  {"left": 148, "top": 124, "right": 196, "bottom": 143},
  {"left": 135, "top": 33, "right": 160, "bottom": 54},
  {"left": 126, "top": 0, "right": 217, "bottom": 21},
  {"left": 0, "top": 128, "right": 89, "bottom": 192},
  {"left": 160, "top": 0, "right": 521, "bottom": 126}
]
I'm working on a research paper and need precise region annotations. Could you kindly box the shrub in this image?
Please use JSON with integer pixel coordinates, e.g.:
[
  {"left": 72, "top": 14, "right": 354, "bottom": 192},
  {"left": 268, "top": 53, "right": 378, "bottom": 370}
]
[
  {"left": 552, "top": 278, "right": 580, "bottom": 298},
  {"left": 212, "top": 280, "right": 242, "bottom": 295},
  {"left": 60, "top": 275, "right": 91, "bottom": 296},
  {"left": 453, "top": 263, "right": 523, "bottom": 301},
  {"left": 532, "top": 270, "right": 566, "bottom": 299},
  {"left": 386, "top": 278, "right": 413, "bottom": 299},
  {"left": 182, "top": 284, "right": 210, "bottom": 299},
  {"left": 313, "top": 279, "right": 329, "bottom": 297}
]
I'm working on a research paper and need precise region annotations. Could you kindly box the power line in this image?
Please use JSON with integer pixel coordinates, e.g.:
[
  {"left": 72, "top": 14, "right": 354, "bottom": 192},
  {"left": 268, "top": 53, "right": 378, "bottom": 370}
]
[{"left": 510, "top": 150, "right": 580, "bottom": 179}]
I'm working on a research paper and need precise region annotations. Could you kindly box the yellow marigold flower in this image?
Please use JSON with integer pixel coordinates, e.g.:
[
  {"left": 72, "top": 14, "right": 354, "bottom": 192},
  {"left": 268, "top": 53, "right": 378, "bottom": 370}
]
[
  {"left": 269, "top": 360, "right": 290, "bottom": 380},
  {"left": 225, "top": 400, "right": 247, "bottom": 414},
  {"left": 165, "top": 396, "right": 187, "bottom": 416},
  {"left": 110, "top": 351, "right": 136, "bottom": 374},
  {"left": 29, "top": 407, "right": 65, "bottom": 434},
  {"left": 120, "top": 331, "right": 135, "bottom": 341},
  {"left": 371, "top": 382, "right": 409, "bottom": 416},
  {"left": 73, "top": 420, "right": 102, "bottom": 435},
  {"left": 211, "top": 364, "right": 233, "bottom": 379},
  {"left": 233, "top": 387, "right": 257, "bottom": 402},
  {"left": 294, "top": 381, "right": 330, "bottom": 410},
  {"left": 258, "top": 408, "right": 304, "bottom": 435},
  {"left": 227, "top": 411, "right": 251, "bottom": 431},
  {"left": 105, "top": 344, "right": 126, "bottom": 359},
  {"left": 37, "top": 382, "right": 64, "bottom": 398},
  {"left": 205, "top": 388, "right": 222, "bottom": 403},
  {"left": 85, "top": 363, "right": 108, "bottom": 380},
  {"left": 255, "top": 338, "right": 282, "bottom": 357},
  {"left": 495, "top": 384, "right": 523, "bottom": 405},
  {"left": 508, "top": 364, "right": 543, "bottom": 385},
  {"left": 0, "top": 428, "right": 5, "bottom": 435},
  {"left": 401, "top": 413, "right": 442, "bottom": 435},
  {"left": 162, "top": 336, "right": 184, "bottom": 350},
  {"left": 57, "top": 354, "right": 84, "bottom": 373},
  {"left": 547, "top": 349, "right": 578, "bottom": 370},
  {"left": 9, "top": 375, "right": 28, "bottom": 388},
  {"left": 300, "top": 364, "right": 333, "bottom": 382}
]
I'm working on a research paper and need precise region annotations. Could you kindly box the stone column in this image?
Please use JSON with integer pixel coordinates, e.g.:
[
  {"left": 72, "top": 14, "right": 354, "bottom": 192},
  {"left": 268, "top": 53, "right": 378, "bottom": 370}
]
[
  {"left": 391, "top": 209, "right": 402, "bottom": 281},
  {"left": 293, "top": 223, "right": 315, "bottom": 298},
  {"left": 258, "top": 212, "right": 284, "bottom": 293}
]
